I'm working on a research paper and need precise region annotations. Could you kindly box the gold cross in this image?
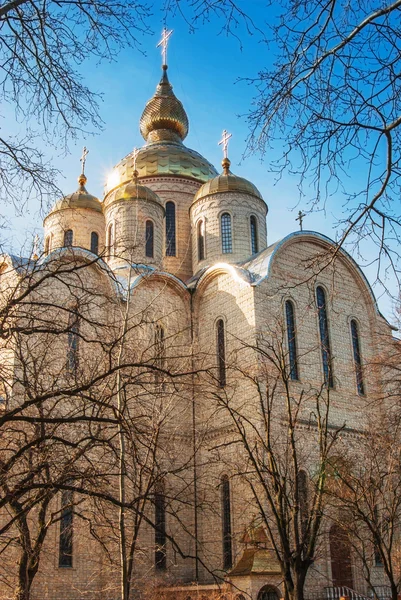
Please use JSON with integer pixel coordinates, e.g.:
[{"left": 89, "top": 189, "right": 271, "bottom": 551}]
[
  {"left": 296, "top": 210, "right": 306, "bottom": 231},
  {"left": 80, "top": 146, "right": 89, "bottom": 174},
  {"left": 218, "top": 129, "right": 232, "bottom": 159},
  {"left": 156, "top": 28, "right": 173, "bottom": 66}
]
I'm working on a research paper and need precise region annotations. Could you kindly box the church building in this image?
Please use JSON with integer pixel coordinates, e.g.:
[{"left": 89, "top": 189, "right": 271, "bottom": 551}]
[{"left": 0, "top": 33, "right": 395, "bottom": 600}]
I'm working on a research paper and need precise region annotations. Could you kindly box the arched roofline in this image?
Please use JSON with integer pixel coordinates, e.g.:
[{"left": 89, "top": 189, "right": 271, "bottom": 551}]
[
  {"left": 111, "top": 264, "right": 189, "bottom": 299},
  {"left": 194, "top": 262, "right": 254, "bottom": 296},
  {"left": 260, "top": 230, "right": 380, "bottom": 316},
  {"left": 39, "top": 247, "right": 121, "bottom": 297}
]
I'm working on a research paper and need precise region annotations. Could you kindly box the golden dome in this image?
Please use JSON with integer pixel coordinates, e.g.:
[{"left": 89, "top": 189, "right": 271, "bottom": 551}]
[
  {"left": 106, "top": 143, "right": 218, "bottom": 191},
  {"left": 194, "top": 158, "right": 263, "bottom": 202},
  {"left": 104, "top": 177, "right": 163, "bottom": 209},
  {"left": 49, "top": 174, "right": 102, "bottom": 215},
  {"left": 140, "top": 66, "right": 189, "bottom": 142}
]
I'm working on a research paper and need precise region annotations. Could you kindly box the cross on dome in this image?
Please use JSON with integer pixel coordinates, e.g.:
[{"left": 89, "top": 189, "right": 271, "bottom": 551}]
[
  {"left": 80, "top": 146, "right": 89, "bottom": 174},
  {"left": 296, "top": 210, "right": 306, "bottom": 231},
  {"left": 157, "top": 28, "right": 173, "bottom": 67},
  {"left": 219, "top": 130, "right": 232, "bottom": 159}
]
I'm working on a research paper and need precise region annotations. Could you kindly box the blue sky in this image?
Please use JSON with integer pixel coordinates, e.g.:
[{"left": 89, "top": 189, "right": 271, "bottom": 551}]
[{"left": 2, "top": 4, "right": 397, "bottom": 321}]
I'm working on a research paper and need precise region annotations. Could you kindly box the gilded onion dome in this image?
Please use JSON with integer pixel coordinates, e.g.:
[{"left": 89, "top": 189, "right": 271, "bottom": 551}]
[
  {"left": 49, "top": 174, "right": 102, "bottom": 215},
  {"left": 194, "top": 158, "right": 264, "bottom": 202},
  {"left": 140, "top": 66, "right": 189, "bottom": 143},
  {"left": 104, "top": 174, "right": 163, "bottom": 209},
  {"left": 104, "top": 66, "right": 217, "bottom": 192}
]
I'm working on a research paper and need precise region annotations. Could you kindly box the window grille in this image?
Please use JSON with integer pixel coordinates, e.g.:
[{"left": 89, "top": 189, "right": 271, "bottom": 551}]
[
  {"left": 165, "top": 202, "right": 176, "bottom": 256},
  {"left": 316, "top": 286, "right": 333, "bottom": 387},
  {"left": 285, "top": 300, "right": 299, "bottom": 380},
  {"left": 59, "top": 490, "right": 73, "bottom": 567},
  {"left": 250, "top": 216, "right": 258, "bottom": 254},
  {"left": 350, "top": 319, "right": 364, "bottom": 395},
  {"left": 90, "top": 232, "right": 99, "bottom": 255},
  {"left": 198, "top": 220, "right": 205, "bottom": 261},
  {"left": 221, "top": 475, "right": 232, "bottom": 570},
  {"left": 216, "top": 319, "right": 226, "bottom": 387},
  {"left": 145, "top": 220, "right": 154, "bottom": 258},
  {"left": 221, "top": 213, "right": 232, "bottom": 254}
]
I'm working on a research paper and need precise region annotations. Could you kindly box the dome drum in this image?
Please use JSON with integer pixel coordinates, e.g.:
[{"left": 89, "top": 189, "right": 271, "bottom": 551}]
[{"left": 103, "top": 181, "right": 164, "bottom": 269}]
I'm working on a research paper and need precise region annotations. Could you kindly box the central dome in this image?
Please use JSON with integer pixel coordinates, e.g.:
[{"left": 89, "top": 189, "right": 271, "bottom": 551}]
[{"left": 140, "top": 66, "right": 189, "bottom": 143}]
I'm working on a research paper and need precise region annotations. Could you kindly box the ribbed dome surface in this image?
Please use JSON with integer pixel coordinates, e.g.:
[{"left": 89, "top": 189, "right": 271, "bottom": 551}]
[
  {"left": 49, "top": 175, "right": 102, "bottom": 215},
  {"left": 194, "top": 160, "right": 263, "bottom": 202},
  {"left": 140, "top": 67, "right": 189, "bottom": 142},
  {"left": 104, "top": 180, "right": 163, "bottom": 208}
]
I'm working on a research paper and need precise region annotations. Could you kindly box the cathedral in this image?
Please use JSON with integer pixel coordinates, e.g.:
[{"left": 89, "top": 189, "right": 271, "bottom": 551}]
[{"left": 0, "top": 34, "right": 396, "bottom": 600}]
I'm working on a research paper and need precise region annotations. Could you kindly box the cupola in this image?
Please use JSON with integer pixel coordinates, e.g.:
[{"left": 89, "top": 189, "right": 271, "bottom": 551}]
[
  {"left": 190, "top": 138, "right": 268, "bottom": 273},
  {"left": 43, "top": 161, "right": 105, "bottom": 257},
  {"left": 103, "top": 171, "right": 165, "bottom": 270}
]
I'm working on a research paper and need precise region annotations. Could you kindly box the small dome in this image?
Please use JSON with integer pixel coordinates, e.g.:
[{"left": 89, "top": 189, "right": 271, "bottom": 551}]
[
  {"left": 49, "top": 174, "right": 102, "bottom": 215},
  {"left": 194, "top": 158, "right": 263, "bottom": 202},
  {"left": 140, "top": 66, "right": 189, "bottom": 143},
  {"left": 104, "top": 178, "right": 163, "bottom": 209}
]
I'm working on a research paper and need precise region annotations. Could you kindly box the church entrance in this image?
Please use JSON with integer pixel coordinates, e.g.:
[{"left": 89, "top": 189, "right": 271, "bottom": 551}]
[
  {"left": 257, "top": 586, "right": 280, "bottom": 600},
  {"left": 329, "top": 525, "right": 353, "bottom": 588}
]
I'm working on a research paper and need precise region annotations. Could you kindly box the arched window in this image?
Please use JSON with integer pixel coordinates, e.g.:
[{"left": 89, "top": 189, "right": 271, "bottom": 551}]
[
  {"left": 316, "top": 286, "right": 333, "bottom": 388},
  {"left": 257, "top": 587, "right": 280, "bottom": 600},
  {"left": 59, "top": 490, "right": 73, "bottom": 567},
  {"left": 221, "top": 213, "right": 232, "bottom": 254},
  {"left": 216, "top": 319, "right": 226, "bottom": 387},
  {"left": 155, "top": 324, "right": 165, "bottom": 384},
  {"left": 285, "top": 300, "right": 299, "bottom": 380},
  {"left": 221, "top": 475, "right": 232, "bottom": 570},
  {"left": 90, "top": 231, "right": 99, "bottom": 255},
  {"left": 155, "top": 490, "right": 166, "bottom": 570},
  {"left": 250, "top": 215, "right": 258, "bottom": 254},
  {"left": 165, "top": 201, "right": 176, "bottom": 256},
  {"left": 44, "top": 236, "right": 51, "bottom": 256},
  {"left": 197, "top": 220, "right": 205, "bottom": 261},
  {"left": 297, "top": 470, "right": 308, "bottom": 536},
  {"left": 145, "top": 220, "right": 154, "bottom": 258},
  {"left": 107, "top": 223, "right": 114, "bottom": 257},
  {"left": 67, "top": 311, "right": 79, "bottom": 373},
  {"left": 63, "top": 229, "right": 73, "bottom": 248},
  {"left": 350, "top": 319, "right": 364, "bottom": 395}
]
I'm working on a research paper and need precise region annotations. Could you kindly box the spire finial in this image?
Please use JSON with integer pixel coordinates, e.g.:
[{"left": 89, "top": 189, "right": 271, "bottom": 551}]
[
  {"left": 157, "top": 28, "right": 173, "bottom": 67},
  {"left": 79, "top": 146, "right": 89, "bottom": 187},
  {"left": 219, "top": 130, "right": 232, "bottom": 174}
]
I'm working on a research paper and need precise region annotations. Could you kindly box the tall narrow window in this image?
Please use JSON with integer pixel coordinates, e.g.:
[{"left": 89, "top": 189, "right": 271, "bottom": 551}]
[
  {"left": 165, "top": 202, "right": 176, "bottom": 256},
  {"left": 90, "top": 231, "right": 99, "bottom": 255},
  {"left": 297, "top": 470, "right": 308, "bottom": 536},
  {"left": 155, "top": 324, "right": 165, "bottom": 384},
  {"left": 250, "top": 216, "right": 258, "bottom": 255},
  {"left": 67, "top": 311, "right": 79, "bottom": 373},
  {"left": 146, "top": 220, "right": 154, "bottom": 258},
  {"left": 63, "top": 229, "right": 73, "bottom": 248},
  {"left": 285, "top": 300, "right": 299, "bottom": 380},
  {"left": 155, "top": 491, "right": 166, "bottom": 570},
  {"left": 197, "top": 220, "right": 205, "bottom": 261},
  {"left": 316, "top": 286, "right": 333, "bottom": 388},
  {"left": 221, "top": 213, "right": 232, "bottom": 254},
  {"left": 216, "top": 319, "right": 226, "bottom": 387},
  {"left": 221, "top": 475, "right": 232, "bottom": 571},
  {"left": 107, "top": 223, "right": 114, "bottom": 257},
  {"left": 59, "top": 490, "right": 73, "bottom": 567},
  {"left": 350, "top": 319, "right": 364, "bottom": 395},
  {"left": 44, "top": 236, "right": 51, "bottom": 256}
]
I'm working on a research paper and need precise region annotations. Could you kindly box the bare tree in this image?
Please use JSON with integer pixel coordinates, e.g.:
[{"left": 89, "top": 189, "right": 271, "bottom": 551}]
[
  {"left": 0, "top": 0, "right": 152, "bottom": 209},
  {"left": 200, "top": 319, "right": 343, "bottom": 600}
]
